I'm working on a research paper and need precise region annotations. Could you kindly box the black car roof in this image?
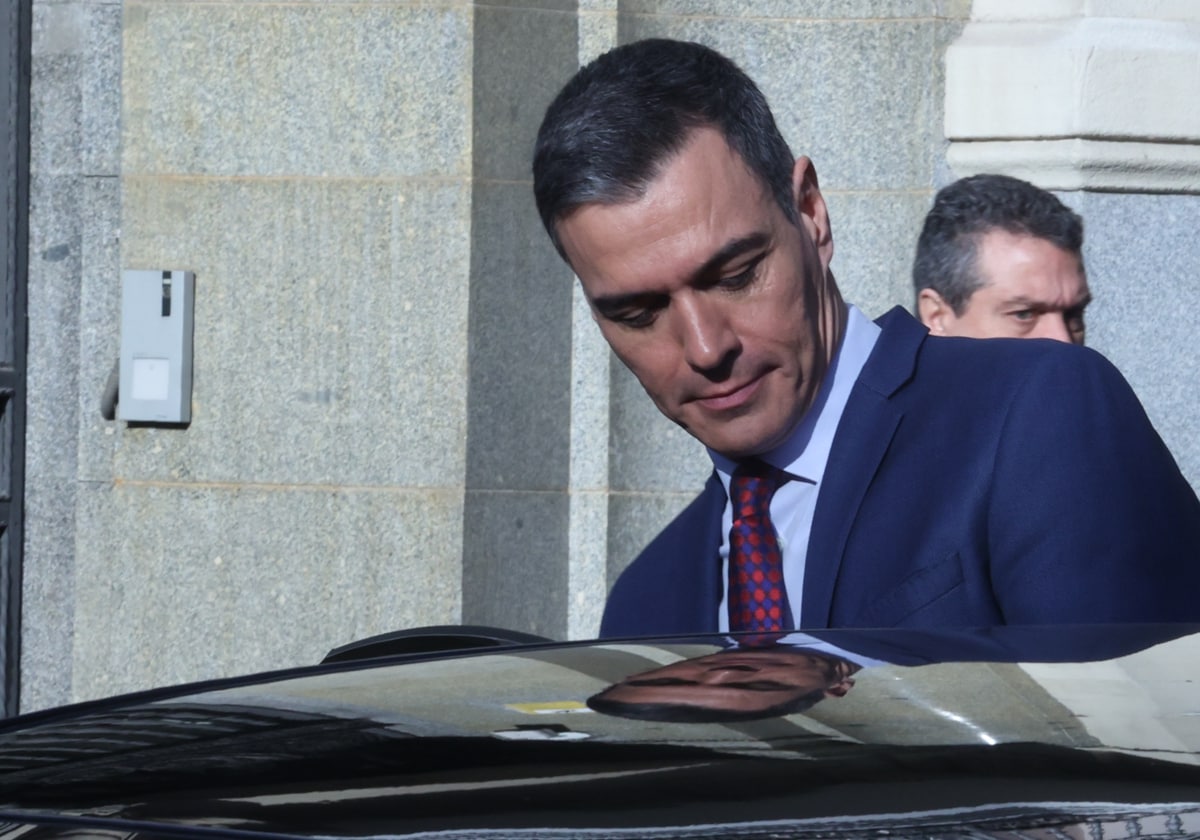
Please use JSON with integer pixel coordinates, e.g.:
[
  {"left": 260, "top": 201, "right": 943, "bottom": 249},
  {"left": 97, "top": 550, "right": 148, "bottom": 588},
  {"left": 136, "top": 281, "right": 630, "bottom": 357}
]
[{"left": 0, "top": 624, "right": 1197, "bottom": 839}]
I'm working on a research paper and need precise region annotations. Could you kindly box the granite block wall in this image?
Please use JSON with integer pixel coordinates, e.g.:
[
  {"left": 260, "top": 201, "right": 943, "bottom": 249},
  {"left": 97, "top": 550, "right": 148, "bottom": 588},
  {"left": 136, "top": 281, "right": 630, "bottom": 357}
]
[{"left": 98, "top": 0, "right": 477, "bottom": 700}]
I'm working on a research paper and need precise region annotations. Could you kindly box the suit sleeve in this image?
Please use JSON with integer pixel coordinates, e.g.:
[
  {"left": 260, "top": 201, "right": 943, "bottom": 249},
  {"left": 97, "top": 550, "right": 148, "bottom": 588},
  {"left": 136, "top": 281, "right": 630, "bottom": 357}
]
[{"left": 987, "top": 347, "right": 1200, "bottom": 623}]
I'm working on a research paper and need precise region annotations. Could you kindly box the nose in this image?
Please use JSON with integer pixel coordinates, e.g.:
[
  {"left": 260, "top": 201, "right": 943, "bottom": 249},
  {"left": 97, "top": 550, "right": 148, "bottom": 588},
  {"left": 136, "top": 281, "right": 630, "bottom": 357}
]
[
  {"left": 1033, "top": 313, "right": 1073, "bottom": 344},
  {"left": 674, "top": 293, "right": 740, "bottom": 375}
]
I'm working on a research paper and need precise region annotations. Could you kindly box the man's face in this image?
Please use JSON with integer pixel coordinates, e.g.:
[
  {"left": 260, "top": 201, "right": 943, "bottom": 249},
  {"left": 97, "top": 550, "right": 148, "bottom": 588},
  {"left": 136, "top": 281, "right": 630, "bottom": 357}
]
[
  {"left": 597, "top": 648, "right": 856, "bottom": 717},
  {"left": 919, "top": 229, "right": 1090, "bottom": 344},
  {"left": 555, "top": 128, "right": 842, "bottom": 459}
]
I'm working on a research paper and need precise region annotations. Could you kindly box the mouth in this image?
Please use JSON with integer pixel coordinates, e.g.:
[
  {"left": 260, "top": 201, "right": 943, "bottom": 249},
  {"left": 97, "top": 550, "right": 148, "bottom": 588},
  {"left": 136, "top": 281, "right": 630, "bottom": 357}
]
[{"left": 693, "top": 374, "right": 764, "bottom": 412}]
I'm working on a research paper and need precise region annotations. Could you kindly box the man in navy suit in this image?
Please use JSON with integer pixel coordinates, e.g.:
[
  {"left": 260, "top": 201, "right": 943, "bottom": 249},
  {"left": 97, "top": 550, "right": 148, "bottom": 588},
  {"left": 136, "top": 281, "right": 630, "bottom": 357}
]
[{"left": 531, "top": 39, "right": 1200, "bottom": 638}]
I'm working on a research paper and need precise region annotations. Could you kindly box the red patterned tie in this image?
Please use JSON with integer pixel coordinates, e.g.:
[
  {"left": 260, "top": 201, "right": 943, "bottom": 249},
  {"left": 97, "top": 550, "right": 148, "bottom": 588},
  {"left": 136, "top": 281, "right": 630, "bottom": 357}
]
[{"left": 728, "top": 461, "right": 791, "bottom": 633}]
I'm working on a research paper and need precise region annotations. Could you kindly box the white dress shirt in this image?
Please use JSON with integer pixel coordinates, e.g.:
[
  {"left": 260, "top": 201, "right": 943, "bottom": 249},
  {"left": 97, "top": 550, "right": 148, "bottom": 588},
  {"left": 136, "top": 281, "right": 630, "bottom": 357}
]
[{"left": 710, "top": 305, "right": 882, "bottom": 631}]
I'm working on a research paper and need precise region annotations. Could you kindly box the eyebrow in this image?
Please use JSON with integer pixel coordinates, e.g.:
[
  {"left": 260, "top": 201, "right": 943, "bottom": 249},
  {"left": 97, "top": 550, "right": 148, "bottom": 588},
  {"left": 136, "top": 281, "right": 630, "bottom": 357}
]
[
  {"left": 589, "top": 233, "right": 771, "bottom": 314},
  {"left": 1002, "top": 291, "right": 1093, "bottom": 311}
]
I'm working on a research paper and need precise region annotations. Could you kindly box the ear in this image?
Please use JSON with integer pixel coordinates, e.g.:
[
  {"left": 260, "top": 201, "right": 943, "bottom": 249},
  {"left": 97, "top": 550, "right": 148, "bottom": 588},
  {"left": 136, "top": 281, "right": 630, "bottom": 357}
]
[
  {"left": 917, "top": 288, "right": 952, "bottom": 335},
  {"left": 791, "top": 156, "right": 833, "bottom": 270}
]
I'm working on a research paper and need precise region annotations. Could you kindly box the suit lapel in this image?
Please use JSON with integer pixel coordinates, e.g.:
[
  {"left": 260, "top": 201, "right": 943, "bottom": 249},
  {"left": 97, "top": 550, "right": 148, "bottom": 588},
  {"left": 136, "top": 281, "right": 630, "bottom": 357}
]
[
  {"left": 689, "top": 473, "right": 727, "bottom": 632},
  {"left": 801, "top": 308, "right": 926, "bottom": 628}
]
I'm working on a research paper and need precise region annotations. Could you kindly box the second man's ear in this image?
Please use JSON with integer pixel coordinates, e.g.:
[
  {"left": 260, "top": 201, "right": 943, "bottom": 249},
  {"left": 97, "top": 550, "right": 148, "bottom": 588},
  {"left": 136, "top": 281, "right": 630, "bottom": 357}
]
[{"left": 917, "top": 288, "right": 953, "bottom": 335}]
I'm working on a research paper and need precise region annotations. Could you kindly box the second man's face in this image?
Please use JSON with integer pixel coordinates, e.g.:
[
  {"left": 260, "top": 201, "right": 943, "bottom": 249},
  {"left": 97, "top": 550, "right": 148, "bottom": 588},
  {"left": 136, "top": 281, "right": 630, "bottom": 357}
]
[
  {"left": 920, "top": 229, "right": 1090, "bottom": 344},
  {"left": 555, "top": 128, "right": 842, "bottom": 460}
]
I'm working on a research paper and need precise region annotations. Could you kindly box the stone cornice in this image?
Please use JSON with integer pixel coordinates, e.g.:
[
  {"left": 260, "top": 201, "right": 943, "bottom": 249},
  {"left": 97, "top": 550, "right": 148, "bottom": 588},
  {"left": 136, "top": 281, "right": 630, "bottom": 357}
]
[{"left": 945, "top": 4, "right": 1200, "bottom": 191}]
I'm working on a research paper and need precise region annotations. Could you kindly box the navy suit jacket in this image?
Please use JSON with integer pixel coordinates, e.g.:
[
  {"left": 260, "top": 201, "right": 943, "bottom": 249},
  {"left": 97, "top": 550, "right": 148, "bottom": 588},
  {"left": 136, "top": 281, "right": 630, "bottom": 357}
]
[{"left": 600, "top": 308, "right": 1200, "bottom": 638}]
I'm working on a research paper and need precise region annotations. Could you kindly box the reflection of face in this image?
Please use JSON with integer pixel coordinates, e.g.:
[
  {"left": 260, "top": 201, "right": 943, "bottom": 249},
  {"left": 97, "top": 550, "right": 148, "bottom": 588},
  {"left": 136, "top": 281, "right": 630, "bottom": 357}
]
[
  {"left": 920, "top": 230, "right": 1090, "bottom": 344},
  {"left": 556, "top": 128, "right": 844, "bottom": 459},
  {"left": 599, "top": 649, "right": 857, "bottom": 718}
]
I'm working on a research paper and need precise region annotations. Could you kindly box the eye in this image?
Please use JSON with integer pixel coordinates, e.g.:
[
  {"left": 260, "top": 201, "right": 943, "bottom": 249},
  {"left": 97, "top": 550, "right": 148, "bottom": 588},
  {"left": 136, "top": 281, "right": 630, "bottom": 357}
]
[
  {"left": 718, "top": 258, "right": 762, "bottom": 292},
  {"left": 1009, "top": 309, "right": 1035, "bottom": 322},
  {"left": 601, "top": 295, "right": 668, "bottom": 329},
  {"left": 613, "top": 308, "right": 658, "bottom": 329},
  {"left": 625, "top": 677, "right": 695, "bottom": 687}
]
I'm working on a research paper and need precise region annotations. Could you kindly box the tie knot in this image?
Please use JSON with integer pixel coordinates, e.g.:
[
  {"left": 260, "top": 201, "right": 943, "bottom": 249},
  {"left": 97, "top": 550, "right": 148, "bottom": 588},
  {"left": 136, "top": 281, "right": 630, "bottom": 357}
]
[{"left": 730, "top": 461, "right": 787, "bottom": 517}]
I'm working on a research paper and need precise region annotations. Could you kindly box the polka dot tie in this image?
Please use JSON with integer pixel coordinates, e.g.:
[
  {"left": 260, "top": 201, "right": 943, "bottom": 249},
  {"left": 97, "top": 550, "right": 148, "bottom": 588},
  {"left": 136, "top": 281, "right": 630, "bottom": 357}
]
[{"left": 728, "top": 461, "right": 791, "bottom": 633}]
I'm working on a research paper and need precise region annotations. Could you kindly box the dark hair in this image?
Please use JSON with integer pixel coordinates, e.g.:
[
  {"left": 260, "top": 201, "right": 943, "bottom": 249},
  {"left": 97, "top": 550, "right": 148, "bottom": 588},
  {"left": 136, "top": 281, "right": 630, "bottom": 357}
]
[
  {"left": 585, "top": 686, "right": 826, "bottom": 724},
  {"left": 532, "top": 39, "right": 797, "bottom": 261},
  {"left": 912, "top": 174, "right": 1085, "bottom": 313}
]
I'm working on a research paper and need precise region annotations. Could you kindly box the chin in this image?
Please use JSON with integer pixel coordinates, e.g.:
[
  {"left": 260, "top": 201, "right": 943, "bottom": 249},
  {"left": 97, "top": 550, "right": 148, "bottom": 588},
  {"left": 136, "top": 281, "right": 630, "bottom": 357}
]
[
  {"left": 708, "top": 435, "right": 778, "bottom": 461},
  {"left": 686, "top": 410, "right": 793, "bottom": 459}
]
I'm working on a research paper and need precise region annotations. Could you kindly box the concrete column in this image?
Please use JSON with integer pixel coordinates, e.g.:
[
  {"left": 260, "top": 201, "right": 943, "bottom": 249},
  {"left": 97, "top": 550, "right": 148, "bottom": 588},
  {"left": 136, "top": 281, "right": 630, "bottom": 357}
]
[
  {"left": 566, "top": 0, "right": 619, "bottom": 641},
  {"left": 460, "top": 1, "right": 579, "bottom": 640}
]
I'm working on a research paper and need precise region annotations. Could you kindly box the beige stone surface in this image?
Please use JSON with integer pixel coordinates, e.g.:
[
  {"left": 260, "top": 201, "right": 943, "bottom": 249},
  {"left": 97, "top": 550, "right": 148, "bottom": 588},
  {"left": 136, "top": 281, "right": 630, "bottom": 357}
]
[
  {"left": 122, "top": 3, "right": 472, "bottom": 178},
  {"left": 117, "top": 176, "right": 471, "bottom": 488},
  {"left": 946, "top": 9, "right": 1200, "bottom": 189},
  {"left": 72, "top": 480, "right": 463, "bottom": 702},
  {"left": 947, "top": 15, "right": 1200, "bottom": 143}
]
